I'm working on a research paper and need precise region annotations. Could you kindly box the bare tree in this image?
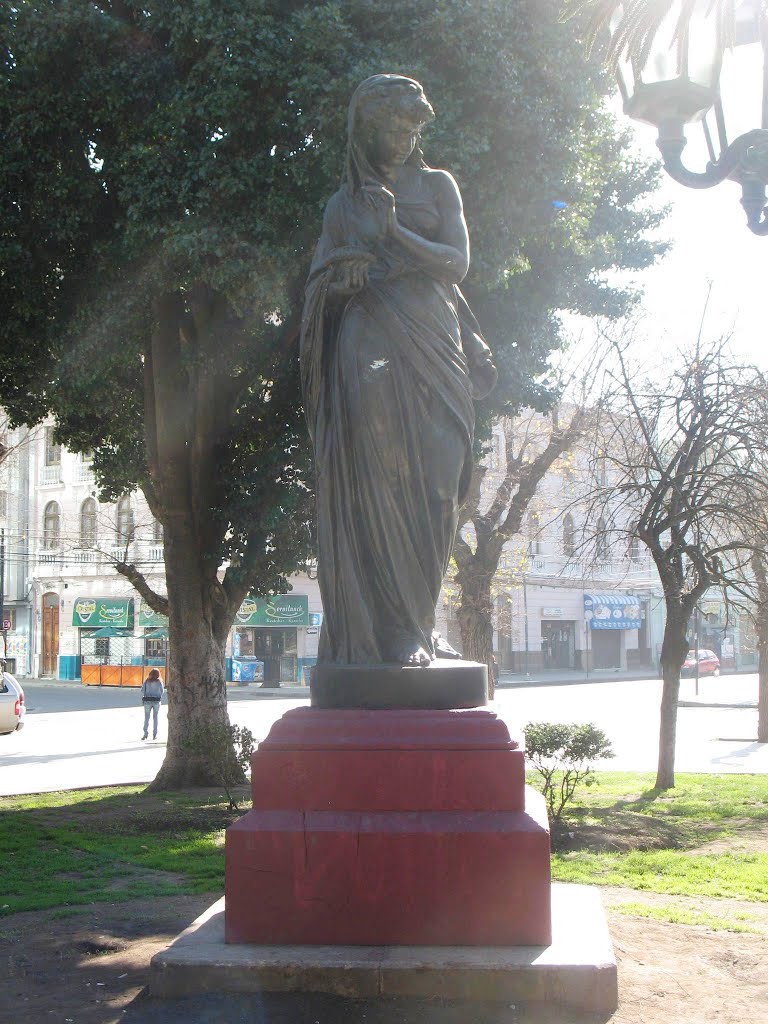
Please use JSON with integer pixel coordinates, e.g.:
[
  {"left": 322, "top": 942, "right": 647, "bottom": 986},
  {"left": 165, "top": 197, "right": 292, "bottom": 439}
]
[
  {"left": 452, "top": 350, "right": 606, "bottom": 695},
  {"left": 592, "top": 336, "right": 768, "bottom": 788}
]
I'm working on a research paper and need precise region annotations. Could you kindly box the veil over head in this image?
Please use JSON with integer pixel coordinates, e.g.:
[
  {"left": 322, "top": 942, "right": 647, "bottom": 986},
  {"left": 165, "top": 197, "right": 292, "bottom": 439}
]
[{"left": 345, "top": 74, "right": 435, "bottom": 191}]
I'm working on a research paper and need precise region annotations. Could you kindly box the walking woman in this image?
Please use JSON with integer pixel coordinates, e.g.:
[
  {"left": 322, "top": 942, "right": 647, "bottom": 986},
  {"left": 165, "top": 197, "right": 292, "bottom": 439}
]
[{"left": 140, "top": 668, "right": 164, "bottom": 741}]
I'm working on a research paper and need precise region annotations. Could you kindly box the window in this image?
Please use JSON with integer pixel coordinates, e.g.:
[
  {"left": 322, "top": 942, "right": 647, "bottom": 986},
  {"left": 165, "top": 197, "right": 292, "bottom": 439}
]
[
  {"left": 0, "top": 491, "right": 7, "bottom": 518},
  {"left": 80, "top": 498, "right": 97, "bottom": 548},
  {"left": 152, "top": 518, "right": 164, "bottom": 543},
  {"left": 43, "top": 501, "right": 60, "bottom": 549},
  {"left": 562, "top": 513, "right": 575, "bottom": 557},
  {"left": 145, "top": 637, "right": 166, "bottom": 660},
  {"left": 596, "top": 518, "right": 609, "bottom": 559},
  {"left": 597, "top": 455, "right": 607, "bottom": 486},
  {"left": 528, "top": 511, "right": 542, "bottom": 556},
  {"left": 94, "top": 637, "right": 110, "bottom": 659},
  {"left": 629, "top": 534, "right": 640, "bottom": 561},
  {"left": 116, "top": 496, "right": 134, "bottom": 544},
  {"left": 44, "top": 427, "right": 61, "bottom": 466}
]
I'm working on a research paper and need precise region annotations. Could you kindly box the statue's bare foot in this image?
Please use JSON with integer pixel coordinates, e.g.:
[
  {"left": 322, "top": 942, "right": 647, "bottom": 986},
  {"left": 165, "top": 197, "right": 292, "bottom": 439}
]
[
  {"left": 388, "top": 639, "right": 433, "bottom": 666},
  {"left": 402, "top": 644, "right": 433, "bottom": 667}
]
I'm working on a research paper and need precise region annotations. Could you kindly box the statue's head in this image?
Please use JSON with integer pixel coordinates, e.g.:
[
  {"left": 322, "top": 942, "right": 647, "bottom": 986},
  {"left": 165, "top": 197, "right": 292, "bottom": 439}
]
[{"left": 345, "top": 74, "right": 435, "bottom": 190}]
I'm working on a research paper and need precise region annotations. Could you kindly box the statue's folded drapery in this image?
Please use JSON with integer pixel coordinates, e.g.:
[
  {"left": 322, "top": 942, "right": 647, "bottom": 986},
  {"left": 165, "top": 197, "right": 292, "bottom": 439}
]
[{"left": 301, "top": 184, "right": 488, "bottom": 664}]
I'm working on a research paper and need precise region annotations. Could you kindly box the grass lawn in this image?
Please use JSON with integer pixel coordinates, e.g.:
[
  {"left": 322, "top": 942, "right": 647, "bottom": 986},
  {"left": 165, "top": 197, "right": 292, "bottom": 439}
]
[
  {"left": 1, "top": 774, "right": 766, "bottom": 931},
  {"left": 0, "top": 785, "right": 238, "bottom": 915},
  {"left": 536, "top": 771, "right": 768, "bottom": 930}
]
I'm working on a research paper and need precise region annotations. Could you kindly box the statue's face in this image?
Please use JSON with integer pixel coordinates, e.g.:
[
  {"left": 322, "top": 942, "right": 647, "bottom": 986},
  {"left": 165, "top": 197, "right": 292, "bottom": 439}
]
[{"left": 367, "top": 118, "right": 419, "bottom": 170}]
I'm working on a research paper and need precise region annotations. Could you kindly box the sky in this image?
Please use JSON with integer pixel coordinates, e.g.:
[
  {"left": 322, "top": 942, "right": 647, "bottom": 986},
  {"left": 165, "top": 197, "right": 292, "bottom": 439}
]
[{"left": 621, "top": 130, "right": 767, "bottom": 366}]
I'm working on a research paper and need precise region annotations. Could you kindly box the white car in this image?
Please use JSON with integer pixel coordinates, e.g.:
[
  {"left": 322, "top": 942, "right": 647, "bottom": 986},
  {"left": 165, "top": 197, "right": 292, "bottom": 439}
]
[{"left": 0, "top": 672, "right": 25, "bottom": 734}]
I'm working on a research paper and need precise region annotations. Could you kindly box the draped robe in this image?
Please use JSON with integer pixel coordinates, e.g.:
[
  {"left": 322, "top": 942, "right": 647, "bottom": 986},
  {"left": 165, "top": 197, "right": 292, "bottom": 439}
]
[{"left": 301, "top": 178, "right": 485, "bottom": 664}]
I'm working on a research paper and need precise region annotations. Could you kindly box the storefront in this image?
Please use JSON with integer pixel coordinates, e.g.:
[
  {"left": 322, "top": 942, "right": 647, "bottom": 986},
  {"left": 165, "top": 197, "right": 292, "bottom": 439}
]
[
  {"left": 584, "top": 593, "right": 642, "bottom": 671},
  {"left": 74, "top": 596, "right": 140, "bottom": 685},
  {"left": 540, "top": 608, "right": 576, "bottom": 669},
  {"left": 139, "top": 605, "right": 169, "bottom": 667},
  {"left": 230, "top": 595, "right": 310, "bottom": 684}
]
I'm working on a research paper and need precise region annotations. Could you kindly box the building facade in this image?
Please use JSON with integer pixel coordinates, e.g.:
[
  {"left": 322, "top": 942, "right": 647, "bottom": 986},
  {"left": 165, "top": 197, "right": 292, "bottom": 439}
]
[
  {"left": 435, "top": 415, "right": 664, "bottom": 673},
  {"left": 0, "top": 412, "right": 753, "bottom": 682}
]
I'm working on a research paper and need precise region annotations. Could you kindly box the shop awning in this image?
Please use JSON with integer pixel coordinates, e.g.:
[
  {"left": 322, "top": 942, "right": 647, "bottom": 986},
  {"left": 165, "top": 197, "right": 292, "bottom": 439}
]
[
  {"left": 584, "top": 594, "right": 642, "bottom": 630},
  {"left": 73, "top": 597, "right": 134, "bottom": 629},
  {"left": 144, "top": 627, "right": 169, "bottom": 639}
]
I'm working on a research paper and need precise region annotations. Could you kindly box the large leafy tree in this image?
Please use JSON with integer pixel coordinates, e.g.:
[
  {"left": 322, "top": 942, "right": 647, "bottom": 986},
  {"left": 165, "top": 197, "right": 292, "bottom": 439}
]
[{"left": 1, "top": 0, "right": 663, "bottom": 788}]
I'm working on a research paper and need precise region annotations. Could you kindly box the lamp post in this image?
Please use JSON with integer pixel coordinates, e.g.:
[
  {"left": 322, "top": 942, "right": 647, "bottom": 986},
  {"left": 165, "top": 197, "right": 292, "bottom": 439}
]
[{"left": 608, "top": 0, "right": 768, "bottom": 233}]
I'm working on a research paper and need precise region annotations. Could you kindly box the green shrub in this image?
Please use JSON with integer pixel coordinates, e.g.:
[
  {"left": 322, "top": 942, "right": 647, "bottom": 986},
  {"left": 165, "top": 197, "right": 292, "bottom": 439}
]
[
  {"left": 182, "top": 723, "right": 255, "bottom": 811},
  {"left": 524, "top": 722, "right": 614, "bottom": 825}
]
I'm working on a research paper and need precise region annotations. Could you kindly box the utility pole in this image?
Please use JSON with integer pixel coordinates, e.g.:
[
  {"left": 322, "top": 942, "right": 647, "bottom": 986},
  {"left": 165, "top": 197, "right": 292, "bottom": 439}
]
[
  {"left": 694, "top": 604, "right": 700, "bottom": 696},
  {"left": 523, "top": 574, "right": 530, "bottom": 678}
]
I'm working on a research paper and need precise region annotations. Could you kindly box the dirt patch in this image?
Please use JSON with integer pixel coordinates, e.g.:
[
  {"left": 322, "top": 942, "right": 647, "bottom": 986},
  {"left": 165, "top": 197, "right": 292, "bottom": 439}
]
[
  {"left": 694, "top": 821, "right": 768, "bottom": 855},
  {"left": 15, "top": 786, "right": 248, "bottom": 835},
  {"left": 3, "top": 894, "right": 768, "bottom": 1024}
]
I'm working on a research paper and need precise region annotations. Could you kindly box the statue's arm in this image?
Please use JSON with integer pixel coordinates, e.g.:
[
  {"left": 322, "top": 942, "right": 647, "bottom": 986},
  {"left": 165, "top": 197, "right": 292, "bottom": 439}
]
[
  {"left": 312, "top": 191, "right": 376, "bottom": 298},
  {"left": 368, "top": 171, "right": 470, "bottom": 284}
]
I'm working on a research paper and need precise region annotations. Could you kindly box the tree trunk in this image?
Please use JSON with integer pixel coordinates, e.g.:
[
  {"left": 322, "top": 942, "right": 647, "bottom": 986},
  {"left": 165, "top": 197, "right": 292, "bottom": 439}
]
[
  {"left": 147, "top": 522, "right": 236, "bottom": 790},
  {"left": 655, "top": 609, "right": 689, "bottom": 789},
  {"left": 751, "top": 553, "right": 768, "bottom": 745},
  {"left": 758, "top": 614, "right": 768, "bottom": 744},
  {"left": 456, "top": 569, "right": 495, "bottom": 698}
]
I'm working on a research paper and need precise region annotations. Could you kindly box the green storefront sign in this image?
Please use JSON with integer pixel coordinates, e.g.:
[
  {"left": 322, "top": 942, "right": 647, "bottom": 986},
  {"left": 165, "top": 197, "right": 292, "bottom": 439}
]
[
  {"left": 139, "top": 605, "right": 169, "bottom": 629},
  {"left": 72, "top": 597, "right": 134, "bottom": 629},
  {"left": 235, "top": 595, "right": 309, "bottom": 627}
]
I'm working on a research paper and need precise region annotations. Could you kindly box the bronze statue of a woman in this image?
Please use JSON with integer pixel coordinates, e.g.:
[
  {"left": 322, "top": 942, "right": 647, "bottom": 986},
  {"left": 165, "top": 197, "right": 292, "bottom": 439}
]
[{"left": 301, "top": 74, "right": 496, "bottom": 674}]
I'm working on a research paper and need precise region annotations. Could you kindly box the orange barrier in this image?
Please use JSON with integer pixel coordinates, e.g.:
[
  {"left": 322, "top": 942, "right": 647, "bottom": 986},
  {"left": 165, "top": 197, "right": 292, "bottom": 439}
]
[{"left": 81, "top": 664, "right": 146, "bottom": 687}]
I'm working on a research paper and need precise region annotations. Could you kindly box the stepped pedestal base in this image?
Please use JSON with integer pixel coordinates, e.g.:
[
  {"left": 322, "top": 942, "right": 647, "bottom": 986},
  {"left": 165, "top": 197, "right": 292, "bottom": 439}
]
[
  {"left": 225, "top": 706, "right": 551, "bottom": 947},
  {"left": 152, "top": 885, "right": 618, "bottom": 1012}
]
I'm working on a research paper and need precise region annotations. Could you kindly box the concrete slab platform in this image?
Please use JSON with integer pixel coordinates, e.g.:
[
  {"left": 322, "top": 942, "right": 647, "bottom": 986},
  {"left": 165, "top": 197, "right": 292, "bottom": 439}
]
[{"left": 150, "top": 883, "right": 617, "bottom": 1013}]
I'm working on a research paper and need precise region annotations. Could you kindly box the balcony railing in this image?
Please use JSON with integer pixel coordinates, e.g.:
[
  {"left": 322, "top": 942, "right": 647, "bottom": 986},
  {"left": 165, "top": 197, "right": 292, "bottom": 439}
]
[
  {"left": 41, "top": 464, "right": 62, "bottom": 485},
  {"left": 74, "top": 462, "right": 93, "bottom": 483},
  {"left": 148, "top": 545, "right": 164, "bottom": 562},
  {"left": 69, "top": 550, "right": 99, "bottom": 564}
]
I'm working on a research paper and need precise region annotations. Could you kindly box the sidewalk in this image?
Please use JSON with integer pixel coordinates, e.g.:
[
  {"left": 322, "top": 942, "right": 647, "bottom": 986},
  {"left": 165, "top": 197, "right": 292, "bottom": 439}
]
[
  {"left": 498, "top": 666, "right": 759, "bottom": 709},
  {"left": 497, "top": 667, "right": 655, "bottom": 687}
]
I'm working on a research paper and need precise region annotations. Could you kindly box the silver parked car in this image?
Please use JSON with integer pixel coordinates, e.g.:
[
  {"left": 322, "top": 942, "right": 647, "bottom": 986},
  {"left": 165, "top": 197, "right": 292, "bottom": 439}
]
[{"left": 0, "top": 671, "right": 25, "bottom": 734}]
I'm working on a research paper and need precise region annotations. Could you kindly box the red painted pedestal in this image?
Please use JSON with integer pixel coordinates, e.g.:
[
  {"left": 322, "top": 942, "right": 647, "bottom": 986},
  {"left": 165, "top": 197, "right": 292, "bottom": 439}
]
[{"left": 225, "top": 707, "right": 551, "bottom": 946}]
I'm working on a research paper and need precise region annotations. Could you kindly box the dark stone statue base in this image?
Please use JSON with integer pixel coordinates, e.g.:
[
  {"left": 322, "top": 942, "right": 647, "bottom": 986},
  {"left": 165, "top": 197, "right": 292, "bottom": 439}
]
[{"left": 310, "top": 660, "right": 488, "bottom": 710}]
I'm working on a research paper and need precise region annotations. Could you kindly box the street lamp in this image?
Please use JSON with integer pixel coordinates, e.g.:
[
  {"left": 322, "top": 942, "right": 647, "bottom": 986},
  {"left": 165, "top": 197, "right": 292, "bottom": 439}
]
[{"left": 608, "top": 0, "right": 768, "bottom": 233}]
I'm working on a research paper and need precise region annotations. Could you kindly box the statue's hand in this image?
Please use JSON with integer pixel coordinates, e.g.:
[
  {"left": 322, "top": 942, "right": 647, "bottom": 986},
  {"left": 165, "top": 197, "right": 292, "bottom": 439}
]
[
  {"left": 328, "top": 254, "right": 374, "bottom": 297},
  {"left": 468, "top": 351, "right": 498, "bottom": 400},
  {"left": 361, "top": 183, "right": 397, "bottom": 238}
]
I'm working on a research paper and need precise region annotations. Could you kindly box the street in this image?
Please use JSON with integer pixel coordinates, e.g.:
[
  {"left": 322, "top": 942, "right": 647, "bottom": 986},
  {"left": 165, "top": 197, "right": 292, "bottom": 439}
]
[{"left": 0, "top": 673, "right": 765, "bottom": 797}]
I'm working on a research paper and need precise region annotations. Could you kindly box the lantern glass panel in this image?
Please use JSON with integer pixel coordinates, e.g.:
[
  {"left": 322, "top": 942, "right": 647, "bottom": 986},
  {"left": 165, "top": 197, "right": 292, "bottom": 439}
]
[
  {"left": 639, "top": 9, "right": 680, "bottom": 85},
  {"left": 718, "top": 40, "right": 765, "bottom": 144},
  {"left": 685, "top": 1, "right": 723, "bottom": 91}
]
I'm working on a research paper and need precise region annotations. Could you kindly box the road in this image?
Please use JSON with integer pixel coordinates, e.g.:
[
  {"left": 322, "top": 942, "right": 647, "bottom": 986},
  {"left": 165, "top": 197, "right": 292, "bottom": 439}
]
[{"left": 0, "top": 673, "right": 764, "bottom": 797}]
